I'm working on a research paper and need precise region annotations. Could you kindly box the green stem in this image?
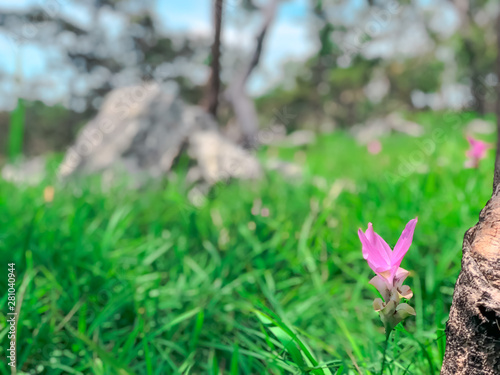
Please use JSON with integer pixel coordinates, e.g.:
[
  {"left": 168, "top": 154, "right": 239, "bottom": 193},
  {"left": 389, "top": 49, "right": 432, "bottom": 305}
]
[{"left": 380, "top": 330, "right": 392, "bottom": 375}]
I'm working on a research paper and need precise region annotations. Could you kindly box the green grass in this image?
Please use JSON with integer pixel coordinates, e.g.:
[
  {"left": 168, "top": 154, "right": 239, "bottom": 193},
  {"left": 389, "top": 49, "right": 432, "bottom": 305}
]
[
  {"left": 8, "top": 98, "right": 25, "bottom": 161},
  {"left": 0, "top": 111, "right": 495, "bottom": 374}
]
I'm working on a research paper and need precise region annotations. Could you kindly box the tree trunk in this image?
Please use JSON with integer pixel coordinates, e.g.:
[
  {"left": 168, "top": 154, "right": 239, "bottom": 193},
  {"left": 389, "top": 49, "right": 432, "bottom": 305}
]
[
  {"left": 495, "top": 10, "right": 500, "bottom": 189},
  {"left": 440, "top": 202, "right": 500, "bottom": 374},
  {"left": 440, "top": 12, "right": 500, "bottom": 375},
  {"left": 225, "top": 0, "right": 280, "bottom": 148},
  {"left": 202, "top": 0, "right": 223, "bottom": 117}
]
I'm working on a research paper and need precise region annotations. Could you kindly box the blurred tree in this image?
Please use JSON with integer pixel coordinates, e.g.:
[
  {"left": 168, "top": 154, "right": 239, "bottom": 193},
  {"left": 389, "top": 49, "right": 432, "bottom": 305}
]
[
  {"left": 225, "top": 0, "right": 281, "bottom": 147},
  {"left": 450, "top": 0, "right": 496, "bottom": 114},
  {"left": 2, "top": 0, "right": 499, "bottom": 160},
  {"left": 0, "top": 0, "right": 208, "bottom": 111},
  {"left": 257, "top": 0, "right": 498, "bottom": 130},
  {"left": 0, "top": 0, "right": 210, "bottom": 156},
  {"left": 202, "top": 0, "right": 224, "bottom": 117}
]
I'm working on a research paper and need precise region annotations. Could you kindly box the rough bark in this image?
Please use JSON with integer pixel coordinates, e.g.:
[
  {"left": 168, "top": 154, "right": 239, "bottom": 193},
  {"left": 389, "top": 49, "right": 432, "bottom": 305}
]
[
  {"left": 494, "top": 11, "right": 500, "bottom": 189},
  {"left": 441, "top": 200, "right": 500, "bottom": 374},
  {"left": 225, "top": 0, "right": 280, "bottom": 148},
  {"left": 441, "top": 11, "right": 500, "bottom": 374}
]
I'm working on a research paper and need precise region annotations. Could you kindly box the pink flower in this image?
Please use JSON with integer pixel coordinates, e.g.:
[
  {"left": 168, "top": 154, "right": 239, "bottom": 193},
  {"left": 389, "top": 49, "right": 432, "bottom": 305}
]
[
  {"left": 358, "top": 219, "right": 418, "bottom": 333},
  {"left": 465, "top": 136, "right": 489, "bottom": 168},
  {"left": 357, "top": 218, "right": 417, "bottom": 288},
  {"left": 367, "top": 140, "right": 382, "bottom": 155}
]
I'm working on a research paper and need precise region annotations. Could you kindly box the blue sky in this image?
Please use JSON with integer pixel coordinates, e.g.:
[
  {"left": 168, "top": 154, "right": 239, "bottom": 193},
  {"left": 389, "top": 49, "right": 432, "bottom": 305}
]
[{"left": 154, "top": 0, "right": 315, "bottom": 93}]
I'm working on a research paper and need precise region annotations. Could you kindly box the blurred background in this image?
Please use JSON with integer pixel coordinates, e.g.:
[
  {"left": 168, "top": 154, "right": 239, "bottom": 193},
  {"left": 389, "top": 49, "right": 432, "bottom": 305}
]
[
  {"left": 0, "top": 0, "right": 498, "bottom": 159},
  {"left": 0, "top": 0, "right": 499, "bottom": 374}
]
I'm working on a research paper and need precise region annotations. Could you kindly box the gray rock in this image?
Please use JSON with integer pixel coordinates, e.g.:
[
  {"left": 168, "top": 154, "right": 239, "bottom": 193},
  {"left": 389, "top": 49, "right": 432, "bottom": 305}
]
[
  {"left": 2, "top": 156, "right": 46, "bottom": 185},
  {"left": 188, "top": 129, "right": 262, "bottom": 184},
  {"left": 386, "top": 113, "right": 424, "bottom": 137},
  {"left": 352, "top": 113, "right": 424, "bottom": 144},
  {"left": 281, "top": 130, "right": 316, "bottom": 147},
  {"left": 466, "top": 119, "right": 495, "bottom": 134},
  {"left": 266, "top": 158, "right": 302, "bottom": 180},
  {"left": 58, "top": 83, "right": 261, "bottom": 184},
  {"left": 351, "top": 118, "right": 390, "bottom": 144}
]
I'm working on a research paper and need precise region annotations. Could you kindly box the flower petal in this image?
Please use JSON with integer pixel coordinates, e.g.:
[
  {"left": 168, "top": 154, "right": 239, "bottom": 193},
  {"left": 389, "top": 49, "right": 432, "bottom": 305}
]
[
  {"left": 367, "top": 223, "right": 392, "bottom": 263},
  {"left": 466, "top": 136, "right": 489, "bottom": 160},
  {"left": 358, "top": 229, "right": 373, "bottom": 259},
  {"left": 369, "top": 275, "right": 390, "bottom": 302},
  {"left": 365, "top": 223, "right": 376, "bottom": 245},
  {"left": 358, "top": 229, "right": 388, "bottom": 271},
  {"left": 392, "top": 218, "right": 417, "bottom": 268},
  {"left": 395, "top": 303, "right": 416, "bottom": 318},
  {"left": 398, "top": 285, "right": 413, "bottom": 300},
  {"left": 467, "top": 135, "right": 476, "bottom": 147},
  {"left": 375, "top": 233, "right": 392, "bottom": 262},
  {"left": 393, "top": 267, "right": 410, "bottom": 287},
  {"left": 379, "top": 270, "right": 393, "bottom": 285},
  {"left": 373, "top": 298, "right": 384, "bottom": 312}
]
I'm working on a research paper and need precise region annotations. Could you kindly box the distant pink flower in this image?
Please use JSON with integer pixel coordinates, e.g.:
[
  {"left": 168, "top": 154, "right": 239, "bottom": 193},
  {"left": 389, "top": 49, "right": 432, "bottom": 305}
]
[
  {"left": 358, "top": 218, "right": 417, "bottom": 288},
  {"left": 367, "top": 140, "right": 382, "bottom": 154},
  {"left": 466, "top": 136, "right": 489, "bottom": 168}
]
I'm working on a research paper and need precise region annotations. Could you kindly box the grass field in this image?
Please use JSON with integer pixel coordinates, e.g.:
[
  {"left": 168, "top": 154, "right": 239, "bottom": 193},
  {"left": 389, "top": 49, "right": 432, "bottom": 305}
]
[{"left": 0, "top": 111, "right": 496, "bottom": 374}]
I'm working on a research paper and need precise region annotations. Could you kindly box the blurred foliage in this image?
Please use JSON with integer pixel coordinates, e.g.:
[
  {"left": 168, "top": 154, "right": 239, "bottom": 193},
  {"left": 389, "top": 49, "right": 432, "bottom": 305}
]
[
  {"left": 1, "top": 101, "right": 90, "bottom": 158},
  {"left": 0, "top": 1, "right": 499, "bottom": 157},
  {"left": 255, "top": 1, "right": 497, "bottom": 130},
  {"left": 389, "top": 59, "right": 445, "bottom": 99}
]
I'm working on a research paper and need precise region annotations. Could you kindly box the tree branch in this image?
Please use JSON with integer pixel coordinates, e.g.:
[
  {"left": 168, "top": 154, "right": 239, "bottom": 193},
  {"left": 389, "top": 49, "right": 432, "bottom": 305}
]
[
  {"left": 225, "top": 0, "right": 280, "bottom": 147},
  {"left": 202, "top": 0, "right": 224, "bottom": 117}
]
